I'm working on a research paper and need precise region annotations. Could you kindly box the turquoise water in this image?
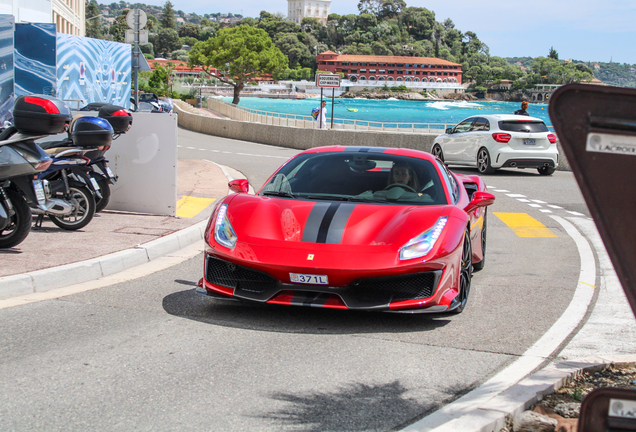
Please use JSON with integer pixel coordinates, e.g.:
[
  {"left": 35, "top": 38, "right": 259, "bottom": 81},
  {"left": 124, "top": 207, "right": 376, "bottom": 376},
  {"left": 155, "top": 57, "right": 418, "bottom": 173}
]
[{"left": 221, "top": 97, "right": 553, "bottom": 128}]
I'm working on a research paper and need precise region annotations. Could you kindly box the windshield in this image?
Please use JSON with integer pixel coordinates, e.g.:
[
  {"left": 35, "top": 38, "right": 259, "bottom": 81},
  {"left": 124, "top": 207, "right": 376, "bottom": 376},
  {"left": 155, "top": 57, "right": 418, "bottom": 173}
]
[
  {"left": 499, "top": 120, "right": 549, "bottom": 133},
  {"left": 259, "top": 152, "right": 447, "bottom": 205}
]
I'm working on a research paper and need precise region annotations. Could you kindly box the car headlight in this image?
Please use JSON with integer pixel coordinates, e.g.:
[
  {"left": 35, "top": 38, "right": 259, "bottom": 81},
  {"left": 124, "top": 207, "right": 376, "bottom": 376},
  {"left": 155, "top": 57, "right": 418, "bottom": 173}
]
[
  {"left": 399, "top": 217, "right": 448, "bottom": 260},
  {"left": 214, "top": 204, "right": 237, "bottom": 248}
]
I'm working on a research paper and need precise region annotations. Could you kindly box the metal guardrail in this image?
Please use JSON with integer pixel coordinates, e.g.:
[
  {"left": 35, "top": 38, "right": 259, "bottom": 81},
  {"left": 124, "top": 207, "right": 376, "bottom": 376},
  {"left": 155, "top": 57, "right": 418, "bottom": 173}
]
[{"left": 206, "top": 98, "right": 453, "bottom": 134}]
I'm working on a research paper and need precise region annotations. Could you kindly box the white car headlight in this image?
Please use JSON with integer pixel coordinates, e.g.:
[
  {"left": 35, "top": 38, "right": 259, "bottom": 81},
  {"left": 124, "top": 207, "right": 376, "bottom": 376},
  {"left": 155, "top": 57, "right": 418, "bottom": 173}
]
[
  {"left": 214, "top": 204, "right": 237, "bottom": 248},
  {"left": 399, "top": 217, "right": 448, "bottom": 260}
]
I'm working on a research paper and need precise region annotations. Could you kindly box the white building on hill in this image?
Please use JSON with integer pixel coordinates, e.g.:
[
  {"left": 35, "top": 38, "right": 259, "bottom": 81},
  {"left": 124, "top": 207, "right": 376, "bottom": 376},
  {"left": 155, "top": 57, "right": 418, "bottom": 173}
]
[{"left": 287, "top": 0, "right": 331, "bottom": 25}]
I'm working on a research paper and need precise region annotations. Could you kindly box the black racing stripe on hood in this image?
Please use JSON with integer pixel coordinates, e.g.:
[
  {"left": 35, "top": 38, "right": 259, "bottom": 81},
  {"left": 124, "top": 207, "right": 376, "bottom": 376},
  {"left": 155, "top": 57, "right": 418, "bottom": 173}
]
[{"left": 302, "top": 202, "right": 356, "bottom": 244}]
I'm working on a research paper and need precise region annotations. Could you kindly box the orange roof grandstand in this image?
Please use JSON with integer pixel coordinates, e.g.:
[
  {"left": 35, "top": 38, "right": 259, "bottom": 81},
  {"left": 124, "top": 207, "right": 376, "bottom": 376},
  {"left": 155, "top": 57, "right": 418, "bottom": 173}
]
[{"left": 318, "top": 51, "right": 461, "bottom": 66}]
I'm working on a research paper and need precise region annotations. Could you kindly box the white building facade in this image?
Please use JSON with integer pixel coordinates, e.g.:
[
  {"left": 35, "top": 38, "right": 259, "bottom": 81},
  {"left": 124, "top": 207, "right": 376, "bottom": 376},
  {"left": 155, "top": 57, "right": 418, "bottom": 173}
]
[
  {"left": 0, "top": 0, "right": 84, "bottom": 36},
  {"left": 287, "top": 0, "right": 331, "bottom": 25}
]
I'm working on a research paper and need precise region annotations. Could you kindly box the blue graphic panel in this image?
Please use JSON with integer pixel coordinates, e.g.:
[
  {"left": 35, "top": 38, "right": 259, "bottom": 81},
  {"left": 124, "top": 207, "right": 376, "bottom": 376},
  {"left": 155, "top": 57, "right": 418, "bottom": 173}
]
[
  {"left": 0, "top": 15, "right": 14, "bottom": 123},
  {"left": 56, "top": 34, "right": 131, "bottom": 109},
  {"left": 15, "top": 23, "right": 57, "bottom": 97}
]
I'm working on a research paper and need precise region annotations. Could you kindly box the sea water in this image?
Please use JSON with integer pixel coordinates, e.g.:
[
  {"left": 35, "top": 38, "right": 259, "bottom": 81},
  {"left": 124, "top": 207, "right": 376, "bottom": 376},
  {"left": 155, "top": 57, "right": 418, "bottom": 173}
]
[{"left": 220, "top": 97, "right": 553, "bottom": 128}]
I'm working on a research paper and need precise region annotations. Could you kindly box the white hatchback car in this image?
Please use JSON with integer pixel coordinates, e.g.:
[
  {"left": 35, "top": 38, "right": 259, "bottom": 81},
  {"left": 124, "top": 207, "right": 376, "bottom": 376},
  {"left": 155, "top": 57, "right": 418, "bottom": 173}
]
[{"left": 431, "top": 114, "right": 559, "bottom": 175}]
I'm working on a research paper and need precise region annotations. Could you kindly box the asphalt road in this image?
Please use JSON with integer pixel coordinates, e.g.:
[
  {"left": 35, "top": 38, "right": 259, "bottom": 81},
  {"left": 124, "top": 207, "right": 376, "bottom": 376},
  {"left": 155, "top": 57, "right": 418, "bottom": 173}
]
[{"left": 0, "top": 128, "right": 591, "bottom": 431}]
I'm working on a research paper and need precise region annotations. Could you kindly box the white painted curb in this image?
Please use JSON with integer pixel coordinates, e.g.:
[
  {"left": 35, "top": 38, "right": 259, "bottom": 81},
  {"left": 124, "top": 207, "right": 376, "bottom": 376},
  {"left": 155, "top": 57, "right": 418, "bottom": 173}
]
[{"left": 0, "top": 220, "right": 208, "bottom": 300}]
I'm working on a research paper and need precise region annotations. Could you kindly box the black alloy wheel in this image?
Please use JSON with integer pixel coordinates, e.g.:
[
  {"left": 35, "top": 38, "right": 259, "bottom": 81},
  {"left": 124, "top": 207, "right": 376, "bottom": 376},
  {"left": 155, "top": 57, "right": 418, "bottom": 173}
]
[
  {"left": 49, "top": 185, "right": 96, "bottom": 230},
  {"left": 473, "top": 210, "right": 487, "bottom": 271},
  {"left": 432, "top": 144, "right": 445, "bottom": 162},
  {"left": 0, "top": 189, "right": 32, "bottom": 248},
  {"left": 452, "top": 229, "right": 473, "bottom": 314},
  {"left": 477, "top": 148, "right": 496, "bottom": 174},
  {"left": 537, "top": 166, "right": 556, "bottom": 176}
]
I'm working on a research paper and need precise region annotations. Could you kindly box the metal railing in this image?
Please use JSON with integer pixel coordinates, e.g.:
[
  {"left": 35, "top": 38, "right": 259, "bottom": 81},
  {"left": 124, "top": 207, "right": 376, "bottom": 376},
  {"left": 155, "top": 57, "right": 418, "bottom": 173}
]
[{"left": 206, "top": 98, "right": 453, "bottom": 134}]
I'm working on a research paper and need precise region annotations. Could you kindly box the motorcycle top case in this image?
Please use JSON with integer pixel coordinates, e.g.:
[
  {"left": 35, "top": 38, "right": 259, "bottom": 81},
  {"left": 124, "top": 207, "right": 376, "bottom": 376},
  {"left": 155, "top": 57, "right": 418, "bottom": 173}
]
[
  {"left": 71, "top": 116, "right": 114, "bottom": 147},
  {"left": 13, "top": 95, "right": 72, "bottom": 134},
  {"left": 81, "top": 103, "right": 133, "bottom": 134}
]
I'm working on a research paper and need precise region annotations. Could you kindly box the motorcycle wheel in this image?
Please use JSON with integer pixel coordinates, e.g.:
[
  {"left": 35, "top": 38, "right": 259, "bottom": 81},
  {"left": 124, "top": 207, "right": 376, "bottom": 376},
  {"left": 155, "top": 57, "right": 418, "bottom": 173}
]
[
  {"left": 94, "top": 177, "right": 111, "bottom": 212},
  {"left": 0, "top": 189, "right": 32, "bottom": 248},
  {"left": 49, "top": 185, "right": 96, "bottom": 230}
]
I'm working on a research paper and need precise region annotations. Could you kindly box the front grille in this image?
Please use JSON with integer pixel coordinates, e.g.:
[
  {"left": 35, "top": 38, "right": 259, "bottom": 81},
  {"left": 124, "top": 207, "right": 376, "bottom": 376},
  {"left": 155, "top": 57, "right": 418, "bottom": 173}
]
[
  {"left": 348, "top": 271, "right": 441, "bottom": 303},
  {"left": 205, "top": 255, "right": 277, "bottom": 293}
]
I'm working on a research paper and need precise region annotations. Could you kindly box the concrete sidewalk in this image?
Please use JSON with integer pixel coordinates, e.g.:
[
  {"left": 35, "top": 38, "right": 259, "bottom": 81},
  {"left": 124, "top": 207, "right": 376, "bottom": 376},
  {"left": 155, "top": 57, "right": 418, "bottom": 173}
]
[{"left": 0, "top": 158, "right": 231, "bottom": 299}]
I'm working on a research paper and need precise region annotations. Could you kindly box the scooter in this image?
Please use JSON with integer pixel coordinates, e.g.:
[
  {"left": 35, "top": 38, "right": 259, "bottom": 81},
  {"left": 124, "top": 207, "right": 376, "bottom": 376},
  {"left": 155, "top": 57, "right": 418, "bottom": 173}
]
[
  {"left": 0, "top": 95, "right": 71, "bottom": 247},
  {"left": 33, "top": 115, "right": 117, "bottom": 229},
  {"left": 43, "top": 103, "right": 132, "bottom": 212}
]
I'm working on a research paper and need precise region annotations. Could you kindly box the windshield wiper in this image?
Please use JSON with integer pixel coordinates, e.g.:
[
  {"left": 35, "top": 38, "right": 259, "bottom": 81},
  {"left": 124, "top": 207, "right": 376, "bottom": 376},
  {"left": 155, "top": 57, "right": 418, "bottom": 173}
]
[{"left": 262, "top": 191, "right": 297, "bottom": 199}]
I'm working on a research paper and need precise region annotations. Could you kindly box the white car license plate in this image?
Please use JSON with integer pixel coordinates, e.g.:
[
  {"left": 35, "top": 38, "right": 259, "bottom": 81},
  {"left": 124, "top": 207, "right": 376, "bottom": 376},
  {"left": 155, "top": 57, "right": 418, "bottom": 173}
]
[
  {"left": 33, "top": 180, "right": 46, "bottom": 206},
  {"left": 523, "top": 139, "right": 536, "bottom": 145},
  {"left": 105, "top": 166, "right": 115, "bottom": 178},
  {"left": 290, "top": 273, "right": 329, "bottom": 285}
]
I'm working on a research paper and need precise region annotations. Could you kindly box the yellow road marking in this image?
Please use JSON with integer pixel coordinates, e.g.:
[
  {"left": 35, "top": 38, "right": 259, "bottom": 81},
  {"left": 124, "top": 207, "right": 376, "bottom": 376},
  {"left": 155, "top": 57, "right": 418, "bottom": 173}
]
[
  {"left": 493, "top": 212, "right": 558, "bottom": 238},
  {"left": 579, "top": 281, "right": 596, "bottom": 289},
  {"left": 176, "top": 196, "right": 216, "bottom": 218}
]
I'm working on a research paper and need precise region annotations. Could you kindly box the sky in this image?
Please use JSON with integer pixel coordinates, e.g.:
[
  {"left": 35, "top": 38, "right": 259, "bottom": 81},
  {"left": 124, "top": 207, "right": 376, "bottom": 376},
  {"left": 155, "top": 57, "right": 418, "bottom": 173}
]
[{"left": 147, "top": 0, "right": 636, "bottom": 64}]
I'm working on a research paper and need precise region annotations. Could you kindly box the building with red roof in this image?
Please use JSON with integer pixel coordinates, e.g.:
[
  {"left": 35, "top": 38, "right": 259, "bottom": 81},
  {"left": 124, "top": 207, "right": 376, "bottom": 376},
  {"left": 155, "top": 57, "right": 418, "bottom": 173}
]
[{"left": 316, "top": 51, "right": 462, "bottom": 86}]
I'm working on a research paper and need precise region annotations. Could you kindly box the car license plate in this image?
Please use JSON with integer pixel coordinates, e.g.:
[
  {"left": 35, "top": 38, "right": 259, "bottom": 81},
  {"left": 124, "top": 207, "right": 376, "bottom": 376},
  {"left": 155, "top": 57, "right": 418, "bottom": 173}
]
[
  {"left": 523, "top": 139, "right": 536, "bottom": 145},
  {"left": 105, "top": 166, "right": 115, "bottom": 179},
  {"left": 33, "top": 180, "right": 46, "bottom": 206},
  {"left": 89, "top": 177, "right": 100, "bottom": 190},
  {"left": 290, "top": 273, "right": 329, "bottom": 285}
]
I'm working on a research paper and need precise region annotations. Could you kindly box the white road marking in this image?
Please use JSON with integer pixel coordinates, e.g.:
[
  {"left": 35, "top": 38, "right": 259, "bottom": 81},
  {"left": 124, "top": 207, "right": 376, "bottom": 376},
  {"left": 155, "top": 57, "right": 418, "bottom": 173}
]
[
  {"left": 528, "top": 203, "right": 542, "bottom": 208},
  {"left": 567, "top": 211, "right": 585, "bottom": 216},
  {"left": 540, "top": 209, "right": 553, "bottom": 213},
  {"left": 493, "top": 189, "right": 509, "bottom": 192},
  {"left": 517, "top": 199, "right": 531, "bottom": 203},
  {"left": 548, "top": 205, "right": 563, "bottom": 209},
  {"left": 179, "top": 146, "right": 288, "bottom": 159},
  {"left": 506, "top": 194, "right": 526, "bottom": 198},
  {"left": 531, "top": 200, "right": 547, "bottom": 204}
]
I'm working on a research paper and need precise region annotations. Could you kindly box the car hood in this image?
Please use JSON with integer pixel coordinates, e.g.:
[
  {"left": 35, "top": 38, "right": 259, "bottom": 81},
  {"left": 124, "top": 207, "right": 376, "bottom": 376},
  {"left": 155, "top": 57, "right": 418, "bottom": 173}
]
[{"left": 224, "top": 194, "right": 456, "bottom": 247}]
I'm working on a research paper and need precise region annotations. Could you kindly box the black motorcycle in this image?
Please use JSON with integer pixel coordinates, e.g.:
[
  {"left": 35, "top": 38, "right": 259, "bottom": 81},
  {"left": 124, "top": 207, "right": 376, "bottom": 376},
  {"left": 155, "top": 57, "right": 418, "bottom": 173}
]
[{"left": 0, "top": 95, "right": 71, "bottom": 248}]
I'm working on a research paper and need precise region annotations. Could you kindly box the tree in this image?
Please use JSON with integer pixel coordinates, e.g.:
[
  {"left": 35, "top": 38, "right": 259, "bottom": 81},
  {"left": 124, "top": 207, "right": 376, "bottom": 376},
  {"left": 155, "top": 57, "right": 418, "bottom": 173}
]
[
  {"left": 548, "top": 46, "right": 559, "bottom": 60},
  {"left": 160, "top": 0, "right": 176, "bottom": 30},
  {"left": 154, "top": 28, "right": 181, "bottom": 58},
  {"left": 178, "top": 23, "right": 200, "bottom": 39},
  {"left": 189, "top": 25, "right": 288, "bottom": 105},
  {"left": 85, "top": 0, "right": 103, "bottom": 39}
]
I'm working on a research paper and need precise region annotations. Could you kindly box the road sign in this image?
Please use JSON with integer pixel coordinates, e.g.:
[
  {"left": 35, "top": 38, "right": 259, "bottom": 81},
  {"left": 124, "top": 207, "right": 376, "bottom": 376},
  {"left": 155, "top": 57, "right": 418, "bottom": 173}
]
[
  {"left": 315, "top": 74, "right": 341, "bottom": 88},
  {"left": 126, "top": 9, "right": 147, "bottom": 29}
]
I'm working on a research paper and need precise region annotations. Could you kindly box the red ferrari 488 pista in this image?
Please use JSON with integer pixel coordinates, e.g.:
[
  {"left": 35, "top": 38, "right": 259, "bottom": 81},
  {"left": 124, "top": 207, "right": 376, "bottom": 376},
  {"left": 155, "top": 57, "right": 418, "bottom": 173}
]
[{"left": 197, "top": 146, "right": 494, "bottom": 313}]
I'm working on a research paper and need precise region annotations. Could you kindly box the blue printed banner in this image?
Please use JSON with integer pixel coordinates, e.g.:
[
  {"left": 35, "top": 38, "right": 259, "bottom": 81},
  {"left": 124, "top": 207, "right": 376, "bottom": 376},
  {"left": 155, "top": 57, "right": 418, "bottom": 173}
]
[
  {"left": 0, "top": 15, "right": 14, "bottom": 123},
  {"left": 15, "top": 23, "right": 56, "bottom": 98},
  {"left": 57, "top": 34, "right": 131, "bottom": 109}
]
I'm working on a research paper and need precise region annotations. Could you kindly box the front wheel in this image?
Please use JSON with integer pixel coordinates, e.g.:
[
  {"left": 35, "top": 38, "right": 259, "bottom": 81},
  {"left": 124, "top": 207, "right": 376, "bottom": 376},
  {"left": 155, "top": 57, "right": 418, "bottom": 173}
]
[
  {"left": 477, "top": 148, "right": 496, "bottom": 175},
  {"left": 537, "top": 166, "right": 556, "bottom": 176},
  {"left": 452, "top": 229, "right": 473, "bottom": 314},
  {"left": 49, "top": 185, "right": 96, "bottom": 230},
  {"left": 0, "top": 188, "right": 32, "bottom": 248},
  {"left": 431, "top": 144, "right": 445, "bottom": 162}
]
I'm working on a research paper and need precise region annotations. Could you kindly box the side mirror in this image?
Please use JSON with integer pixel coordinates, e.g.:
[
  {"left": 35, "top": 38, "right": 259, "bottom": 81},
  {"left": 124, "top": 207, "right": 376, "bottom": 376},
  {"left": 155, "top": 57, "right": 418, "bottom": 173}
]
[
  {"left": 228, "top": 179, "right": 249, "bottom": 194},
  {"left": 446, "top": 128, "right": 454, "bottom": 134},
  {"left": 464, "top": 191, "right": 495, "bottom": 214}
]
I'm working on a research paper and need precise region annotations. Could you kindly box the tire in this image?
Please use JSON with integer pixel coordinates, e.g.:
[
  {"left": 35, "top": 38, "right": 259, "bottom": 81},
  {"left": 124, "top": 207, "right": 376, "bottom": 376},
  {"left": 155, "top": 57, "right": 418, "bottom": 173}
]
[
  {"left": 537, "top": 166, "right": 556, "bottom": 176},
  {"left": 49, "top": 185, "right": 96, "bottom": 230},
  {"left": 0, "top": 188, "right": 32, "bottom": 248},
  {"left": 473, "top": 210, "right": 487, "bottom": 271},
  {"left": 477, "top": 147, "right": 496, "bottom": 175},
  {"left": 94, "top": 177, "right": 111, "bottom": 212},
  {"left": 431, "top": 144, "right": 445, "bottom": 162},
  {"left": 452, "top": 229, "right": 473, "bottom": 314}
]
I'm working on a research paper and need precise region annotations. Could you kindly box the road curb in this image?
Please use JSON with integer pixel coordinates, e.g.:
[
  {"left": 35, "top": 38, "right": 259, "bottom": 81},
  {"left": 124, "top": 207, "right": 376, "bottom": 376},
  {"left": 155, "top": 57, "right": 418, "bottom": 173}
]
[
  {"left": 0, "top": 220, "right": 208, "bottom": 300},
  {"left": 409, "top": 356, "right": 636, "bottom": 432}
]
